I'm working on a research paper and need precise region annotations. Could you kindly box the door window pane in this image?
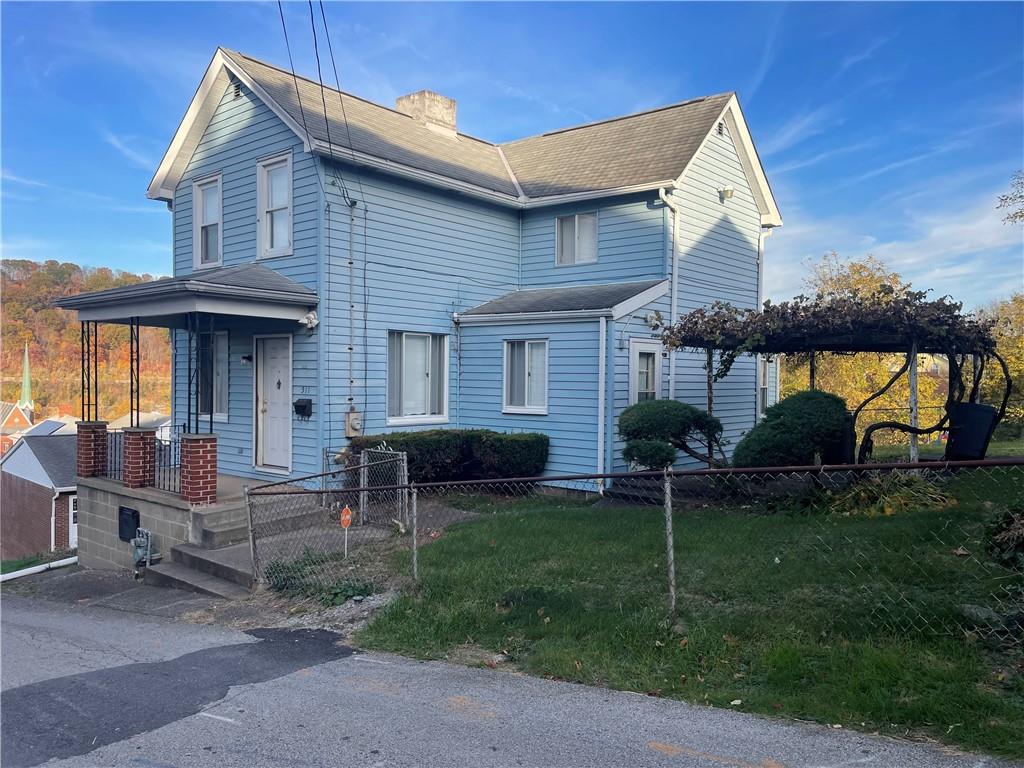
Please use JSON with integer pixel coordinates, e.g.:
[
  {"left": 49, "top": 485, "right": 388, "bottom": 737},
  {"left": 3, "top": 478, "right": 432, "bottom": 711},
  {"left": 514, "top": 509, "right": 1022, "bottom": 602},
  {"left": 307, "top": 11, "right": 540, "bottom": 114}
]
[{"left": 637, "top": 351, "right": 656, "bottom": 401}]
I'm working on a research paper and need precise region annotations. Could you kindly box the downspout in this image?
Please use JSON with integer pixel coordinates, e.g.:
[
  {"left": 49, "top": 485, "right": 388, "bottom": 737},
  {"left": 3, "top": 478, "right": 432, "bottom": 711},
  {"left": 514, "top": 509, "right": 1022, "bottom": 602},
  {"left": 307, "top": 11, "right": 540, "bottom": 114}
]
[
  {"left": 50, "top": 488, "right": 58, "bottom": 551},
  {"left": 659, "top": 187, "right": 679, "bottom": 399},
  {"left": 597, "top": 317, "right": 607, "bottom": 493},
  {"left": 317, "top": 165, "right": 327, "bottom": 461}
]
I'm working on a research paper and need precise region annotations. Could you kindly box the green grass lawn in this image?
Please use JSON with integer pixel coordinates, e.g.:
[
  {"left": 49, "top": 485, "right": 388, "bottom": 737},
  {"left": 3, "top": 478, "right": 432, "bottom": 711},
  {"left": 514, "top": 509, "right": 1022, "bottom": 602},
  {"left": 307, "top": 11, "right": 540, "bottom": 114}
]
[
  {"left": 359, "top": 468, "right": 1024, "bottom": 758},
  {"left": 0, "top": 554, "right": 45, "bottom": 574},
  {"left": 872, "top": 436, "right": 1024, "bottom": 461}
]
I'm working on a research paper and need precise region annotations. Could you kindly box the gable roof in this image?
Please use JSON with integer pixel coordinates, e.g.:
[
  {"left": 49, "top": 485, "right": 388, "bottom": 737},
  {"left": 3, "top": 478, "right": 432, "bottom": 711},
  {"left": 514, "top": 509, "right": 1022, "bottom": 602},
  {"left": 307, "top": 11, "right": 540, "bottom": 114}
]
[
  {"left": 0, "top": 402, "right": 31, "bottom": 435},
  {"left": 1, "top": 435, "right": 77, "bottom": 489},
  {"left": 459, "top": 279, "right": 669, "bottom": 323},
  {"left": 149, "top": 49, "right": 781, "bottom": 226}
]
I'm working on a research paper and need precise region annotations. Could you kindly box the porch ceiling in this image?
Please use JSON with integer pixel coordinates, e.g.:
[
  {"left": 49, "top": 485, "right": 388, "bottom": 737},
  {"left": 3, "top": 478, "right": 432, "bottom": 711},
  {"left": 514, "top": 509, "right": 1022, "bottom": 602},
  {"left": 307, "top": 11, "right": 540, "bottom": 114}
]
[{"left": 53, "top": 264, "right": 318, "bottom": 328}]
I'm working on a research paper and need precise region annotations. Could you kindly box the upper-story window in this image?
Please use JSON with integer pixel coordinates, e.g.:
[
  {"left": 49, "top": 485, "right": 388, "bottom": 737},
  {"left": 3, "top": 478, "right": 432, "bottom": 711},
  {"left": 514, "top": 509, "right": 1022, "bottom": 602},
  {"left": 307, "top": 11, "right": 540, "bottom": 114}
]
[
  {"left": 555, "top": 212, "right": 597, "bottom": 266},
  {"left": 257, "top": 153, "right": 292, "bottom": 259},
  {"left": 192, "top": 175, "right": 222, "bottom": 268}
]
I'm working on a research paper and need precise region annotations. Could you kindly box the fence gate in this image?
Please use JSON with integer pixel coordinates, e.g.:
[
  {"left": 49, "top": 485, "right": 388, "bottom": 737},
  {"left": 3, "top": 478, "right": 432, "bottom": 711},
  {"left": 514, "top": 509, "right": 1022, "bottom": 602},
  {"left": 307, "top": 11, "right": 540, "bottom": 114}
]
[{"left": 246, "top": 448, "right": 410, "bottom": 598}]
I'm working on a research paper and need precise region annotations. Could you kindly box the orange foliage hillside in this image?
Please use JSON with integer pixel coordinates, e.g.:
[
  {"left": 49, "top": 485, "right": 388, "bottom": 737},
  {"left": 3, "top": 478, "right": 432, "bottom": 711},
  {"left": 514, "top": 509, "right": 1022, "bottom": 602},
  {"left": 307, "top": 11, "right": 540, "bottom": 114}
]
[{"left": 1, "top": 259, "right": 171, "bottom": 419}]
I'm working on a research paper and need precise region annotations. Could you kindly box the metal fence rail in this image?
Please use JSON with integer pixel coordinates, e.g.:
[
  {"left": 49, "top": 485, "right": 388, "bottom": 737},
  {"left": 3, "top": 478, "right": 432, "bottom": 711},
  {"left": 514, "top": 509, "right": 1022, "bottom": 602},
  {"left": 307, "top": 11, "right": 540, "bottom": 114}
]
[
  {"left": 246, "top": 458, "right": 1023, "bottom": 644},
  {"left": 102, "top": 430, "right": 124, "bottom": 482},
  {"left": 153, "top": 433, "right": 181, "bottom": 494}
]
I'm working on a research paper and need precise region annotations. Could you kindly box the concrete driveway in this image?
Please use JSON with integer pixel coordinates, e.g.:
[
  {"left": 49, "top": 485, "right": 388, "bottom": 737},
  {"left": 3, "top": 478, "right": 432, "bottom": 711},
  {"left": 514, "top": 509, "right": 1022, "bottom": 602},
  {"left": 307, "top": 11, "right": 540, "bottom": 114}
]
[{"left": 1, "top": 573, "right": 1014, "bottom": 768}]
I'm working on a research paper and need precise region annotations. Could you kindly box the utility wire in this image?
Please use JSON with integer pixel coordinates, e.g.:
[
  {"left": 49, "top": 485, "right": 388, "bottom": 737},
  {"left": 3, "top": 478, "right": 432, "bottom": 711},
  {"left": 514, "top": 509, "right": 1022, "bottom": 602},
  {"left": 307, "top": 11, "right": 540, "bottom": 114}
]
[{"left": 307, "top": 0, "right": 351, "bottom": 203}]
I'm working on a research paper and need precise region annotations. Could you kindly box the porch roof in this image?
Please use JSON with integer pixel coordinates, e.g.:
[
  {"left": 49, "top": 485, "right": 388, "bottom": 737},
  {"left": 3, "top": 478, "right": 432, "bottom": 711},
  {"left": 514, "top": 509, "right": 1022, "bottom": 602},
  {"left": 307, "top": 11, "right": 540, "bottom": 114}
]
[
  {"left": 53, "top": 264, "right": 318, "bottom": 327},
  {"left": 457, "top": 279, "right": 669, "bottom": 324}
]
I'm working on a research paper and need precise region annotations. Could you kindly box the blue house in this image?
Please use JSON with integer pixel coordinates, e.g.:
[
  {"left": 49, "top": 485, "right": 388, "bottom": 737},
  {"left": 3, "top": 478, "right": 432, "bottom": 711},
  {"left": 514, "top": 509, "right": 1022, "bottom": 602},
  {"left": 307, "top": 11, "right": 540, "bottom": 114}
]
[{"left": 59, "top": 48, "right": 781, "bottom": 495}]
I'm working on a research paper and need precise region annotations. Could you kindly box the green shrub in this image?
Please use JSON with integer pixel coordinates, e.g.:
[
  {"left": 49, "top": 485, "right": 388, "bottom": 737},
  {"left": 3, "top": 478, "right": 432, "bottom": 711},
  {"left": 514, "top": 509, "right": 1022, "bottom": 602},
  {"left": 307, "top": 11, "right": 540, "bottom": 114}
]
[
  {"left": 619, "top": 400, "right": 724, "bottom": 466},
  {"left": 350, "top": 429, "right": 549, "bottom": 482},
  {"left": 733, "top": 391, "right": 848, "bottom": 468},
  {"left": 622, "top": 439, "right": 677, "bottom": 469}
]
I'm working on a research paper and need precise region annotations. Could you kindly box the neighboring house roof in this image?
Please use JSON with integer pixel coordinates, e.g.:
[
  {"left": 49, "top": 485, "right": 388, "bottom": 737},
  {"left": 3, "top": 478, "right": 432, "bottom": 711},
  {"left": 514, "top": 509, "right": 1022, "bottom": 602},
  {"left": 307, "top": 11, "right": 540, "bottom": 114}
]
[
  {"left": 0, "top": 402, "right": 32, "bottom": 436},
  {"left": 148, "top": 49, "right": 782, "bottom": 226},
  {"left": 459, "top": 279, "right": 669, "bottom": 323},
  {"left": 53, "top": 263, "right": 318, "bottom": 326},
  {"left": 107, "top": 412, "right": 172, "bottom": 431},
  {"left": 23, "top": 418, "right": 76, "bottom": 437},
  {"left": 0, "top": 435, "right": 77, "bottom": 490}
]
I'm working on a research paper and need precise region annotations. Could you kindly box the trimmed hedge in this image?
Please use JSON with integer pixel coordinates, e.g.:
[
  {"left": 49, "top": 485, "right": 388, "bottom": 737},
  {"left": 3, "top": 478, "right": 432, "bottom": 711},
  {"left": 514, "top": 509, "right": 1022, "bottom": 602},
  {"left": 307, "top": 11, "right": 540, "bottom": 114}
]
[
  {"left": 622, "top": 439, "right": 677, "bottom": 470},
  {"left": 349, "top": 429, "right": 549, "bottom": 483},
  {"left": 732, "top": 390, "right": 848, "bottom": 468}
]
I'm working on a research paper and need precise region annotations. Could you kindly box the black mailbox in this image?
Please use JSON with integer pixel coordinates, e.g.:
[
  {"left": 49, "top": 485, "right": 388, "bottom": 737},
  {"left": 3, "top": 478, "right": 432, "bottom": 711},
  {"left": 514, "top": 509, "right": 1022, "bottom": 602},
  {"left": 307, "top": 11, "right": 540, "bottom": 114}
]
[
  {"left": 293, "top": 398, "right": 313, "bottom": 418},
  {"left": 118, "top": 506, "right": 140, "bottom": 542}
]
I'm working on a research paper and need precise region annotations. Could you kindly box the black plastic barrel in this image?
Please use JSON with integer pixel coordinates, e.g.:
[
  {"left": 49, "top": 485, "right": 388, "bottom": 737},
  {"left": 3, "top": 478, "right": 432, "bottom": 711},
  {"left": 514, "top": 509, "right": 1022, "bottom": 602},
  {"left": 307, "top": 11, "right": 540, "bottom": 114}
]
[{"left": 946, "top": 403, "right": 998, "bottom": 460}]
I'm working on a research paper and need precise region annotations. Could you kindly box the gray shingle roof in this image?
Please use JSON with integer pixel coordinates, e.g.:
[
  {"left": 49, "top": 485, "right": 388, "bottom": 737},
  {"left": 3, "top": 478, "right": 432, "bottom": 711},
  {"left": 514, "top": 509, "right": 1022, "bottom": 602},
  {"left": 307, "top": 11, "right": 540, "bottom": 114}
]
[
  {"left": 21, "top": 435, "right": 77, "bottom": 489},
  {"left": 462, "top": 279, "right": 666, "bottom": 316},
  {"left": 502, "top": 95, "right": 733, "bottom": 198},
  {"left": 223, "top": 49, "right": 733, "bottom": 203},
  {"left": 53, "top": 263, "right": 316, "bottom": 311}
]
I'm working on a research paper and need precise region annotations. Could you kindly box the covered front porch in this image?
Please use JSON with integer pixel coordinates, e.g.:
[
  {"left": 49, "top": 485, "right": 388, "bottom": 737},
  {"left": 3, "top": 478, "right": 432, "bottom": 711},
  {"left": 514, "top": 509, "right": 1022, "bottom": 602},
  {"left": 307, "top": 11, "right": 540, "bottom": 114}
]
[{"left": 55, "top": 263, "right": 320, "bottom": 508}]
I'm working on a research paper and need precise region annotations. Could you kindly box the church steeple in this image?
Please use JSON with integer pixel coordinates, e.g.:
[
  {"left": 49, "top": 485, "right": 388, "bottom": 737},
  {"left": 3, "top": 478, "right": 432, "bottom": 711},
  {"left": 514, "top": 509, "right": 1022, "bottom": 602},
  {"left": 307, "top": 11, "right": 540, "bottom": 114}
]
[{"left": 16, "top": 343, "right": 34, "bottom": 418}]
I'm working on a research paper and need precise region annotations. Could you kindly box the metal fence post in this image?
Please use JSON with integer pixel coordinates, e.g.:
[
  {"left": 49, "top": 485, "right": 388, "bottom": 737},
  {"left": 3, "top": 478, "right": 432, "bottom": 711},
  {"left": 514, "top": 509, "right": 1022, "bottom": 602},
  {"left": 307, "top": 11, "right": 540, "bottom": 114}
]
[
  {"left": 244, "top": 486, "right": 259, "bottom": 584},
  {"left": 359, "top": 461, "right": 368, "bottom": 525},
  {"left": 663, "top": 469, "right": 677, "bottom": 621},
  {"left": 411, "top": 484, "right": 419, "bottom": 582}
]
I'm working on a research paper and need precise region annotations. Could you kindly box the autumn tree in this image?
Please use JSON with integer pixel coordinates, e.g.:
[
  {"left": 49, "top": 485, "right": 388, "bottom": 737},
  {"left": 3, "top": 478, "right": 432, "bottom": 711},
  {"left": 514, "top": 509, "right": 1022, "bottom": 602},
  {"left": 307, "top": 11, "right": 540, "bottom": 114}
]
[
  {"left": 1, "top": 259, "right": 171, "bottom": 419},
  {"left": 997, "top": 170, "right": 1024, "bottom": 225},
  {"left": 780, "top": 253, "right": 949, "bottom": 444},
  {"left": 979, "top": 293, "right": 1023, "bottom": 436}
]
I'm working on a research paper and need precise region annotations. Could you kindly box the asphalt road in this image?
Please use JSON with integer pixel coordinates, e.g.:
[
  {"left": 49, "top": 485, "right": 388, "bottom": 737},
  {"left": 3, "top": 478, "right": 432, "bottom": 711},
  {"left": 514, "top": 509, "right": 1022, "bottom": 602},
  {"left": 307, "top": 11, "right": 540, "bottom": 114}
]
[{"left": 1, "top": 590, "right": 1013, "bottom": 768}]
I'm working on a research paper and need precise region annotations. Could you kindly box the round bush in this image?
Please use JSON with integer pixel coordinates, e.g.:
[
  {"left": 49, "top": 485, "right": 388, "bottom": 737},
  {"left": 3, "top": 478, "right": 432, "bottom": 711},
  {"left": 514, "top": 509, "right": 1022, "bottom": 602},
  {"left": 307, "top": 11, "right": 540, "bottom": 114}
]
[
  {"left": 733, "top": 390, "right": 848, "bottom": 468},
  {"left": 623, "top": 439, "right": 677, "bottom": 469},
  {"left": 619, "top": 399, "right": 723, "bottom": 447}
]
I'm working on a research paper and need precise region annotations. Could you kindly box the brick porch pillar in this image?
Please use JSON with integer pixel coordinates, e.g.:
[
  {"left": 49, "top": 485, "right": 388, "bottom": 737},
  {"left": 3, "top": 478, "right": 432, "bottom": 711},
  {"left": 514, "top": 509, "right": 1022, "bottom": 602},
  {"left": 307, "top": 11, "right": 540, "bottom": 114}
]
[
  {"left": 123, "top": 428, "right": 156, "bottom": 489},
  {"left": 180, "top": 433, "right": 217, "bottom": 505},
  {"left": 76, "top": 421, "right": 108, "bottom": 478}
]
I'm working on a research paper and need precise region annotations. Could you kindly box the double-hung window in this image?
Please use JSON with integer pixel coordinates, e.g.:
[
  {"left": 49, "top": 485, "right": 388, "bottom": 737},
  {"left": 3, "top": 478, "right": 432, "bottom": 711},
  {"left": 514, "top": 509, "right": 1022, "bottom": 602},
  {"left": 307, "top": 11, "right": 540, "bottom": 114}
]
[
  {"left": 555, "top": 212, "right": 597, "bottom": 265},
  {"left": 504, "top": 339, "right": 548, "bottom": 414},
  {"left": 192, "top": 175, "right": 222, "bottom": 268},
  {"left": 257, "top": 153, "right": 292, "bottom": 258},
  {"left": 630, "top": 340, "right": 661, "bottom": 404},
  {"left": 387, "top": 331, "right": 447, "bottom": 423},
  {"left": 198, "top": 331, "right": 229, "bottom": 420}
]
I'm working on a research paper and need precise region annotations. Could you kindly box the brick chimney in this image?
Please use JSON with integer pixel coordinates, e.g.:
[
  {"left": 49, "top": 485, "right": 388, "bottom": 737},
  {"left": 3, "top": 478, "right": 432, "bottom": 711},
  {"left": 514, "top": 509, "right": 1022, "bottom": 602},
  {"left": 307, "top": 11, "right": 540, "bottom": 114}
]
[{"left": 395, "top": 90, "right": 457, "bottom": 135}]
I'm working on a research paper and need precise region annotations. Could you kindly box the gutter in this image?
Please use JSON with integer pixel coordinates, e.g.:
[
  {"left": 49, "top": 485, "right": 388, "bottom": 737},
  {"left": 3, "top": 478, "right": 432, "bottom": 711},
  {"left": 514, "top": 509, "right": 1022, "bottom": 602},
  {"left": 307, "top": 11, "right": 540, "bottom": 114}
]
[{"left": 658, "top": 186, "right": 680, "bottom": 398}]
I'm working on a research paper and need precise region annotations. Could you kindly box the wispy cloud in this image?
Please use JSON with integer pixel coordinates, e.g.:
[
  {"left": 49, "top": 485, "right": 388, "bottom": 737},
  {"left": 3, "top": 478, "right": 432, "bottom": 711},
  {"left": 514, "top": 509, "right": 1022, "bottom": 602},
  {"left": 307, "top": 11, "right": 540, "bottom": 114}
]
[
  {"left": 2, "top": 169, "right": 112, "bottom": 201},
  {"left": 760, "top": 106, "right": 840, "bottom": 157},
  {"left": 842, "top": 139, "right": 969, "bottom": 185},
  {"left": 745, "top": 9, "right": 785, "bottom": 103},
  {"left": 832, "top": 36, "right": 893, "bottom": 80},
  {"left": 770, "top": 140, "right": 876, "bottom": 175},
  {"left": 101, "top": 130, "right": 155, "bottom": 169}
]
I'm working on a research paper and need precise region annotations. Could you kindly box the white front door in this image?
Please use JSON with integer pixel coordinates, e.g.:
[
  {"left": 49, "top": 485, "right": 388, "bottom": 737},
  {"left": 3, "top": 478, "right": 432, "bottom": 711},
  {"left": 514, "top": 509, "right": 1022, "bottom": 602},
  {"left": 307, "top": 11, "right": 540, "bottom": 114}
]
[
  {"left": 256, "top": 336, "right": 292, "bottom": 470},
  {"left": 68, "top": 494, "right": 78, "bottom": 549}
]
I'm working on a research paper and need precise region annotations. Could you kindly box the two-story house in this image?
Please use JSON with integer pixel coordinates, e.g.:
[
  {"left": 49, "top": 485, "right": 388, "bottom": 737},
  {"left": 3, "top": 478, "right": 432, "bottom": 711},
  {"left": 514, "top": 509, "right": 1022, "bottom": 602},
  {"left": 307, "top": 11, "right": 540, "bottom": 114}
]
[{"left": 57, "top": 48, "right": 781, "bottom": 574}]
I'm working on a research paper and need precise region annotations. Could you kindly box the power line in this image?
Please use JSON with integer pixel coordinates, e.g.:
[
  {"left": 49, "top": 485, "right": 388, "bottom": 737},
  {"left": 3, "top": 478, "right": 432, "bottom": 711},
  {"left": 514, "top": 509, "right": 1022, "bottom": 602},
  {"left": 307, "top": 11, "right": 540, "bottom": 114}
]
[{"left": 307, "top": 0, "right": 351, "bottom": 203}]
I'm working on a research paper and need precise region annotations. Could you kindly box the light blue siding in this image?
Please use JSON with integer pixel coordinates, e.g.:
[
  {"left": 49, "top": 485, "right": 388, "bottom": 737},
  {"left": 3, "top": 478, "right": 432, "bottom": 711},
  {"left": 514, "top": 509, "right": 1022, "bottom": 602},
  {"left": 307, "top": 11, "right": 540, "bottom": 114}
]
[
  {"left": 319, "top": 161, "right": 520, "bottom": 449},
  {"left": 458, "top": 320, "right": 602, "bottom": 477},
  {"left": 668, "top": 119, "right": 762, "bottom": 461},
  {"left": 170, "top": 81, "right": 321, "bottom": 480},
  {"left": 520, "top": 195, "right": 666, "bottom": 288}
]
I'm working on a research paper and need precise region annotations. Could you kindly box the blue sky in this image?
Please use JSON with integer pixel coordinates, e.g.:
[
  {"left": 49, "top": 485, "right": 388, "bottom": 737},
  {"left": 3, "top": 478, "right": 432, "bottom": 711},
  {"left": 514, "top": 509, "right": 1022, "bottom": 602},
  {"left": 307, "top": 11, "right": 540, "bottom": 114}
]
[{"left": 2, "top": 1, "right": 1021, "bottom": 308}]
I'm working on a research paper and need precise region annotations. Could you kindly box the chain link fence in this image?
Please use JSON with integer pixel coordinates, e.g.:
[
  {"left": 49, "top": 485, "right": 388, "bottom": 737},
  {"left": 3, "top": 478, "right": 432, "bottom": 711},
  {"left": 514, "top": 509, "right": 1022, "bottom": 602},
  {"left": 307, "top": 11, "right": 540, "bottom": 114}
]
[{"left": 247, "top": 458, "right": 1023, "bottom": 644}]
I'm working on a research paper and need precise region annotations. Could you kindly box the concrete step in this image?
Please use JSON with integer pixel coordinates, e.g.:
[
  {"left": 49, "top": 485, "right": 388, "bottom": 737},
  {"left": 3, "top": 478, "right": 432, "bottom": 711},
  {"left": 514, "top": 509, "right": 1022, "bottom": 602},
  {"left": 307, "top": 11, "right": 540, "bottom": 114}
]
[
  {"left": 198, "top": 503, "right": 248, "bottom": 530},
  {"left": 172, "top": 542, "right": 254, "bottom": 589},
  {"left": 201, "top": 522, "right": 250, "bottom": 549},
  {"left": 144, "top": 562, "right": 251, "bottom": 600}
]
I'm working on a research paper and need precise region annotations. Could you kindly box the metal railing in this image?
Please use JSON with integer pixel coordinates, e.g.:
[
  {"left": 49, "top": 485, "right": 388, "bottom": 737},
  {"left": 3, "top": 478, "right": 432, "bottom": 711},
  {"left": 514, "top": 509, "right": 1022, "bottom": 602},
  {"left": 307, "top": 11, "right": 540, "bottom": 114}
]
[
  {"left": 153, "top": 433, "right": 181, "bottom": 494},
  {"left": 101, "top": 430, "right": 124, "bottom": 482},
  {"left": 247, "top": 458, "right": 1024, "bottom": 646}
]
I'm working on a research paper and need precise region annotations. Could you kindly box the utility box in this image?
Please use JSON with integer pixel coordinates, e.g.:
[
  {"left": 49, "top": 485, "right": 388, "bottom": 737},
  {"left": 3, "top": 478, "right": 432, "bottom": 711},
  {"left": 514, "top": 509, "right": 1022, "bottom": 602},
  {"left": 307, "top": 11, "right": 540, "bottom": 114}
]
[
  {"left": 345, "top": 410, "right": 364, "bottom": 437},
  {"left": 118, "top": 506, "right": 140, "bottom": 543}
]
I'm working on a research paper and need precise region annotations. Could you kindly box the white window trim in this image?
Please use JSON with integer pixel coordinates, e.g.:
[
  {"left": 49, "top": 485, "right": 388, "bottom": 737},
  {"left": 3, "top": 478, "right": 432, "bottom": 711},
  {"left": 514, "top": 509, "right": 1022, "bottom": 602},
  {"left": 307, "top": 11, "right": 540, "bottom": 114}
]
[
  {"left": 757, "top": 355, "right": 771, "bottom": 419},
  {"left": 502, "top": 339, "right": 549, "bottom": 415},
  {"left": 554, "top": 211, "right": 599, "bottom": 266},
  {"left": 256, "top": 152, "right": 293, "bottom": 260},
  {"left": 386, "top": 331, "right": 450, "bottom": 426},
  {"left": 198, "top": 330, "right": 230, "bottom": 422},
  {"left": 629, "top": 339, "right": 663, "bottom": 405},
  {"left": 192, "top": 173, "right": 222, "bottom": 270}
]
